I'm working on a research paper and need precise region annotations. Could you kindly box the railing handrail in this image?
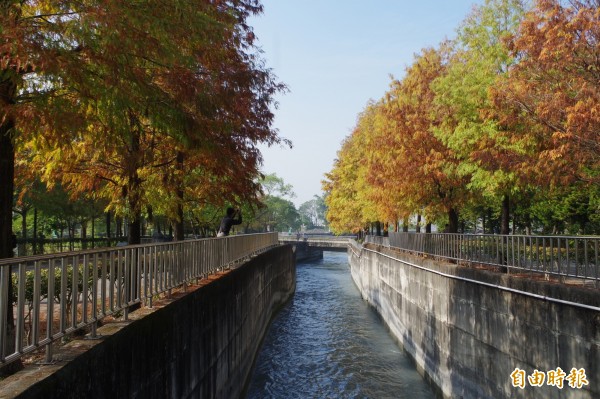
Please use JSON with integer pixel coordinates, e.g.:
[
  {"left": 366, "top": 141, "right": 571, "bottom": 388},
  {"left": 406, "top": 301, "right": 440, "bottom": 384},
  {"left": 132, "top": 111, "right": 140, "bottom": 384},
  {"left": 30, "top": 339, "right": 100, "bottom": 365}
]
[
  {"left": 278, "top": 234, "right": 356, "bottom": 240},
  {"left": 1, "top": 234, "right": 273, "bottom": 267},
  {"left": 416, "top": 232, "right": 600, "bottom": 239},
  {"left": 368, "top": 232, "right": 600, "bottom": 239},
  {"left": 367, "top": 232, "right": 600, "bottom": 286},
  {"left": 0, "top": 232, "right": 278, "bottom": 367}
]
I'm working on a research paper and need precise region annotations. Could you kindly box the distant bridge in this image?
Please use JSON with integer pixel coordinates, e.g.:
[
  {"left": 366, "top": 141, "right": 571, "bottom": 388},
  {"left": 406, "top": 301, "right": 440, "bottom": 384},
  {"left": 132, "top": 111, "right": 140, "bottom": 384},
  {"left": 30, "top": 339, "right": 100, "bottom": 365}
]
[{"left": 278, "top": 234, "right": 354, "bottom": 252}]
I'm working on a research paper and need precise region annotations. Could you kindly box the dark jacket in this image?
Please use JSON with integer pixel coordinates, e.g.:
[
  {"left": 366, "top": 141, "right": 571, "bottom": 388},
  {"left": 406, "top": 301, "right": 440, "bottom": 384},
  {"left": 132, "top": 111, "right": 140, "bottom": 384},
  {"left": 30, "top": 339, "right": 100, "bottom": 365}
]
[{"left": 218, "top": 213, "right": 242, "bottom": 236}]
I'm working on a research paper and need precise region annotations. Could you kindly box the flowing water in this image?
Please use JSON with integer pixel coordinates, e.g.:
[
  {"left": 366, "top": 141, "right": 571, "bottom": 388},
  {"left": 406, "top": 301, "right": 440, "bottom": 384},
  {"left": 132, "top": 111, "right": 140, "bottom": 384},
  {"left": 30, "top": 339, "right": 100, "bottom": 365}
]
[{"left": 245, "top": 251, "right": 437, "bottom": 398}]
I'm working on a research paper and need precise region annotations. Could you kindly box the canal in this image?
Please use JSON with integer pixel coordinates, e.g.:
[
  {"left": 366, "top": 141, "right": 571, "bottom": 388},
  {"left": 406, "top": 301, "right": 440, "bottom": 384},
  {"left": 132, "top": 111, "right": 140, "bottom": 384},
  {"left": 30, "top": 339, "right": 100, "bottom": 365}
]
[{"left": 246, "top": 251, "right": 437, "bottom": 398}]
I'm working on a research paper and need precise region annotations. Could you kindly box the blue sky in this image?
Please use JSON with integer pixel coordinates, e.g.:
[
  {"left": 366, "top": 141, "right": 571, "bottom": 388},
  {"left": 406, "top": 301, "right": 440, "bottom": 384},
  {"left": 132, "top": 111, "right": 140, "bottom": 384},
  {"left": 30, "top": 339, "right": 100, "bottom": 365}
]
[{"left": 250, "top": 1, "right": 485, "bottom": 206}]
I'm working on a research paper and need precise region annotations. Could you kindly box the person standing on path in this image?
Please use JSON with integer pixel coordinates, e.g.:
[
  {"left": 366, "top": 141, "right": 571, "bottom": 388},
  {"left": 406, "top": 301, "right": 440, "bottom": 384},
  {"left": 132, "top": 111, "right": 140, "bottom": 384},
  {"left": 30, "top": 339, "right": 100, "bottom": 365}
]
[{"left": 217, "top": 207, "right": 242, "bottom": 237}]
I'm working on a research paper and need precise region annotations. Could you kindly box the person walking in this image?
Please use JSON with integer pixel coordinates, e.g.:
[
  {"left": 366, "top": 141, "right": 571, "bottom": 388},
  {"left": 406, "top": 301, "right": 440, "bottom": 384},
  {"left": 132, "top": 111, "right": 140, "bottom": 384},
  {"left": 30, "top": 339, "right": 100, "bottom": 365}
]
[{"left": 217, "top": 207, "right": 242, "bottom": 237}]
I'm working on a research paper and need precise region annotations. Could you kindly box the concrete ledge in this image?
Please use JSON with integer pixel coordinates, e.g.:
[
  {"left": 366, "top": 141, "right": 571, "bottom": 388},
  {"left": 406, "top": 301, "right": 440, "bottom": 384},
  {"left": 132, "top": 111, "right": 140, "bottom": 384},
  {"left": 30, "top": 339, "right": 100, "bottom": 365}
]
[{"left": 0, "top": 244, "right": 295, "bottom": 399}]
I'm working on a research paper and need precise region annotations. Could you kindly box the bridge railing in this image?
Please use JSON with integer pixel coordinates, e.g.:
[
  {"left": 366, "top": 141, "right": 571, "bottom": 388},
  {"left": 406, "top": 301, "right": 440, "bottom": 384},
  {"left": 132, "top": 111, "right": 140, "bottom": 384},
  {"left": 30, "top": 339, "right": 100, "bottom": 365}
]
[
  {"left": 278, "top": 233, "right": 356, "bottom": 242},
  {"left": 368, "top": 232, "right": 599, "bottom": 286},
  {"left": 0, "top": 232, "right": 278, "bottom": 367}
]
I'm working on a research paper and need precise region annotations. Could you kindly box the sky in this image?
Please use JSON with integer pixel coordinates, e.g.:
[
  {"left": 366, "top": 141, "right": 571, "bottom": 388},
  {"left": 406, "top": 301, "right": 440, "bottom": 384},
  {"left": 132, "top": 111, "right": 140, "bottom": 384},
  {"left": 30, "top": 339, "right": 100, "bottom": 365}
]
[{"left": 249, "top": 0, "right": 485, "bottom": 207}]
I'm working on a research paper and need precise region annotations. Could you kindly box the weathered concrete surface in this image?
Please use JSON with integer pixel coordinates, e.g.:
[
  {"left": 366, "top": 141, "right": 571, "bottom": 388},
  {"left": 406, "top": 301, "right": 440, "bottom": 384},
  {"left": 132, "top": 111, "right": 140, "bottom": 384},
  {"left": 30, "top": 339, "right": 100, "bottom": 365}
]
[
  {"left": 292, "top": 241, "right": 323, "bottom": 262},
  {"left": 349, "top": 241, "right": 600, "bottom": 399},
  {"left": 280, "top": 239, "right": 348, "bottom": 263},
  {"left": 0, "top": 244, "right": 295, "bottom": 399}
]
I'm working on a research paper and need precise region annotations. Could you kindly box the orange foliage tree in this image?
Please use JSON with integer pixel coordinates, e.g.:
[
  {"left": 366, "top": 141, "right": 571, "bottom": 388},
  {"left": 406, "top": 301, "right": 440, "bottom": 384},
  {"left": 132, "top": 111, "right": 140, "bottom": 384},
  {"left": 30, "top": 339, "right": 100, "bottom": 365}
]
[
  {"left": 492, "top": 0, "right": 600, "bottom": 186},
  {"left": 372, "top": 46, "right": 470, "bottom": 233},
  {"left": 14, "top": 0, "right": 286, "bottom": 244},
  {"left": 322, "top": 104, "right": 380, "bottom": 234},
  {"left": 1, "top": 1, "right": 97, "bottom": 259}
]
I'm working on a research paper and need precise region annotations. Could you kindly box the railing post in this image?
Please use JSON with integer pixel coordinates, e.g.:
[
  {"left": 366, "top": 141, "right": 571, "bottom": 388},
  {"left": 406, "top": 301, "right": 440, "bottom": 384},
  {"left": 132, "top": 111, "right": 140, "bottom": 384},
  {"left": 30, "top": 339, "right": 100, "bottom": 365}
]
[
  {"left": 16, "top": 263, "right": 26, "bottom": 355},
  {"left": 0, "top": 265, "right": 9, "bottom": 363},
  {"left": 123, "top": 249, "right": 129, "bottom": 321},
  {"left": 32, "top": 261, "right": 41, "bottom": 352},
  {"left": 82, "top": 254, "right": 89, "bottom": 326},
  {"left": 90, "top": 253, "right": 99, "bottom": 339},
  {"left": 43, "top": 259, "right": 55, "bottom": 364},
  {"left": 595, "top": 239, "right": 599, "bottom": 289},
  {"left": 147, "top": 246, "right": 154, "bottom": 308}
]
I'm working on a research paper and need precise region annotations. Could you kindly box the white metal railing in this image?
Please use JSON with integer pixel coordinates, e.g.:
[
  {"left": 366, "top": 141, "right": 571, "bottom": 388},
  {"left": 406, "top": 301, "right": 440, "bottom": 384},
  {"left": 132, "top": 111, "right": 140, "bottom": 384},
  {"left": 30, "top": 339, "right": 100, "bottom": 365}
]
[
  {"left": 368, "top": 232, "right": 599, "bottom": 286},
  {"left": 0, "top": 233, "right": 278, "bottom": 366}
]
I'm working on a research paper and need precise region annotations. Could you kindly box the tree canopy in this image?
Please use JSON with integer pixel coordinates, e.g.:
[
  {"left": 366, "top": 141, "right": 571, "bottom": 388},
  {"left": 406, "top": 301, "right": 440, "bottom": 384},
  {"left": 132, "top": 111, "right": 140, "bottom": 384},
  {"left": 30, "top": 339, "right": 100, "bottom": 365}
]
[
  {"left": 323, "top": 0, "right": 600, "bottom": 235},
  {"left": 1, "top": 0, "right": 287, "bottom": 254}
]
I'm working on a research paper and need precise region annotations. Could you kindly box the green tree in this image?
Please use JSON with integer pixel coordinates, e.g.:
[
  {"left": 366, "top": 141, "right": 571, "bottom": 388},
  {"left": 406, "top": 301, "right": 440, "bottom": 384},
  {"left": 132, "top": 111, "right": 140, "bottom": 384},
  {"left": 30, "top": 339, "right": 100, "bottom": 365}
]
[
  {"left": 245, "top": 173, "right": 299, "bottom": 232},
  {"left": 261, "top": 196, "right": 300, "bottom": 232},
  {"left": 432, "top": 0, "right": 528, "bottom": 234},
  {"left": 260, "top": 173, "right": 296, "bottom": 198},
  {"left": 298, "top": 195, "right": 328, "bottom": 230}
]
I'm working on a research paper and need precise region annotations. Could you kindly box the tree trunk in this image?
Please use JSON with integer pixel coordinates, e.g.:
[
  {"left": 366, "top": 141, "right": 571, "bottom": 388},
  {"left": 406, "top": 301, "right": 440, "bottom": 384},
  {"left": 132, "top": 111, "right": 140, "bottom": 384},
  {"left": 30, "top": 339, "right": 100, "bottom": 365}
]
[
  {"left": 500, "top": 194, "right": 510, "bottom": 235},
  {"left": 402, "top": 218, "right": 409, "bottom": 232},
  {"left": 448, "top": 208, "right": 459, "bottom": 233},
  {"left": 128, "top": 216, "right": 141, "bottom": 245},
  {"left": 425, "top": 223, "right": 432, "bottom": 233},
  {"left": 126, "top": 174, "right": 142, "bottom": 245},
  {"left": 91, "top": 217, "right": 95, "bottom": 249},
  {"left": 496, "top": 195, "right": 511, "bottom": 272},
  {"left": 116, "top": 216, "right": 123, "bottom": 237},
  {"left": 416, "top": 214, "right": 421, "bottom": 233},
  {"left": 375, "top": 221, "right": 382, "bottom": 236},
  {"left": 173, "top": 207, "right": 184, "bottom": 241},
  {"left": 33, "top": 208, "right": 39, "bottom": 254},
  {"left": 0, "top": 83, "right": 15, "bottom": 260},
  {"left": 173, "top": 151, "right": 185, "bottom": 241},
  {"left": 0, "top": 77, "right": 22, "bottom": 375},
  {"left": 125, "top": 110, "right": 144, "bottom": 245},
  {"left": 105, "top": 212, "right": 111, "bottom": 238},
  {"left": 482, "top": 212, "right": 486, "bottom": 234},
  {"left": 68, "top": 222, "right": 75, "bottom": 251},
  {"left": 20, "top": 207, "right": 27, "bottom": 256}
]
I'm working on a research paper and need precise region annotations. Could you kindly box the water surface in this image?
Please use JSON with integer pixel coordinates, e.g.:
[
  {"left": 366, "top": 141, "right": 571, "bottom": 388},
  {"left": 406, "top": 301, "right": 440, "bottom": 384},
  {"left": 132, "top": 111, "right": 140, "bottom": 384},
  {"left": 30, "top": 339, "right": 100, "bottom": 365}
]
[{"left": 246, "top": 252, "right": 436, "bottom": 398}]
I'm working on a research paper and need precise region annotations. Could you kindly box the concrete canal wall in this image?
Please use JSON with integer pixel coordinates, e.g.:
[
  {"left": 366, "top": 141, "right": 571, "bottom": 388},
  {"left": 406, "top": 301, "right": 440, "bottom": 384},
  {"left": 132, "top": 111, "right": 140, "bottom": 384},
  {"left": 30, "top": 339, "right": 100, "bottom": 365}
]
[
  {"left": 4, "top": 244, "right": 295, "bottom": 399},
  {"left": 349, "top": 241, "right": 600, "bottom": 399}
]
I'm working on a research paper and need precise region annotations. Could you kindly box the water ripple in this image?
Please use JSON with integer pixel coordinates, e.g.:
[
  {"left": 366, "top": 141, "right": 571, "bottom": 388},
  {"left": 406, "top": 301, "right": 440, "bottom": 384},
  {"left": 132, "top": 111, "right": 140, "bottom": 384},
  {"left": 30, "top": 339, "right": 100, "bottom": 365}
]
[{"left": 246, "top": 252, "right": 436, "bottom": 399}]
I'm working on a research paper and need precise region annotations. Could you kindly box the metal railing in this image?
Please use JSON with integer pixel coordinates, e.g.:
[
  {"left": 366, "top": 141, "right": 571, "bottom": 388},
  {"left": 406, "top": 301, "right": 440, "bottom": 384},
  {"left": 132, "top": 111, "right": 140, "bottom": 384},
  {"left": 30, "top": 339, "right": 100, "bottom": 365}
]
[
  {"left": 367, "top": 232, "right": 600, "bottom": 286},
  {"left": 278, "top": 233, "right": 356, "bottom": 242},
  {"left": 0, "top": 233, "right": 278, "bottom": 366},
  {"left": 14, "top": 237, "right": 129, "bottom": 257},
  {"left": 364, "top": 235, "right": 389, "bottom": 247}
]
